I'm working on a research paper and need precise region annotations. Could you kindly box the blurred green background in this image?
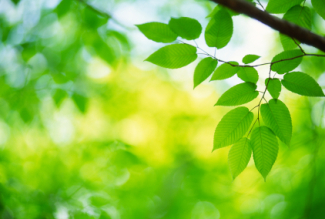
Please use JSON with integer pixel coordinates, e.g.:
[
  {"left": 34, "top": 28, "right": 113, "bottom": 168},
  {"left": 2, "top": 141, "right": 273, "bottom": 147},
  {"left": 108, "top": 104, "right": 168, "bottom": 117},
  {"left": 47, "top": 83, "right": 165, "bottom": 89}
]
[{"left": 0, "top": 0, "right": 325, "bottom": 218}]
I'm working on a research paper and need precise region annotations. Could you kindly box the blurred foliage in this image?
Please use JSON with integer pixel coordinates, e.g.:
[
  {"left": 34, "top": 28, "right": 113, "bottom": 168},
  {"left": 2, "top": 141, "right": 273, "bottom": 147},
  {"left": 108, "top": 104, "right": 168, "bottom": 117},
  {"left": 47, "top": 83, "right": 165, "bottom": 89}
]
[{"left": 0, "top": 0, "right": 324, "bottom": 218}]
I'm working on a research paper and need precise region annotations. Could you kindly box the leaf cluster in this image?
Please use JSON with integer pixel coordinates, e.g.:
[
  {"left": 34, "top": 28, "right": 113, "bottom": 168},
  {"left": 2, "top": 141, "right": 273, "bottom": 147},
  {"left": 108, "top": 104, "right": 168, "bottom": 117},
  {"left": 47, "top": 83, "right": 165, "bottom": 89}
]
[{"left": 139, "top": 0, "right": 325, "bottom": 180}]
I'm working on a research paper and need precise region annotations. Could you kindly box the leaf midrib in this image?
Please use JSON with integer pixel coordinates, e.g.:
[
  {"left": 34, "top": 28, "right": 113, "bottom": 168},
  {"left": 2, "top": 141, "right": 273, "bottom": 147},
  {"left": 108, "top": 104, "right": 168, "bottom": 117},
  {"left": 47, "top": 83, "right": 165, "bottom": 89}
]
[{"left": 217, "top": 111, "right": 251, "bottom": 148}]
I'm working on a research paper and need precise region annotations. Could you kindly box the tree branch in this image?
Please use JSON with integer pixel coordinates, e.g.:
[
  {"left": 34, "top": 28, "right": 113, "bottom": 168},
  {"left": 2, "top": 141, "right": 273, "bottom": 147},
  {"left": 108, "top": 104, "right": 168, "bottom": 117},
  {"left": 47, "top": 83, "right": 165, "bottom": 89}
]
[{"left": 210, "top": 0, "right": 325, "bottom": 53}]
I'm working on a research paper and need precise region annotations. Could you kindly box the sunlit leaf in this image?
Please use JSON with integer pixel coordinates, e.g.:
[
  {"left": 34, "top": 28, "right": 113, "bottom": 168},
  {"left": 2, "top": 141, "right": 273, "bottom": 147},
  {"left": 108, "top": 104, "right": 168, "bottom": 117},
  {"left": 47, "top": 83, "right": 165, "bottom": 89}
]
[
  {"left": 312, "top": 0, "right": 325, "bottom": 20},
  {"left": 228, "top": 137, "right": 252, "bottom": 179},
  {"left": 211, "top": 62, "right": 239, "bottom": 80},
  {"left": 205, "top": 9, "right": 233, "bottom": 49},
  {"left": 242, "top": 54, "right": 260, "bottom": 64},
  {"left": 136, "top": 22, "right": 177, "bottom": 43},
  {"left": 168, "top": 17, "right": 202, "bottom": 40},
  {"left": 145, "top": 44, "right": 197, "bottom": 69},
  {"left": 271, "top": 50, "right": 304, "bottom": 74},
  {"left": 280, "top": 6, "right": 312, "bottom": 50},
  {"left": 214, "top": 107, "right": 254, "bottom": 150},
  {"left": 261, "top": 99, "right": 292, "bottom": 146},
  {"left": 215, "top": 82, "right": 259, "bottom": 106},
  {"left": 265, "top": 78, "right": 281, "bottom": 99},
  {"left": 237, "top": 67, "right": 259, "bottom": 83},
  {"left": 193, "top": 57, "right": 218, "bottom": 88},
  {"left": 266, "top": 0, "right": 303, "bottom": 14},
  {"left": 251, "top": 126, "right": 278, "bottom": 180},
  {"left": 281, "top": 72, "right": 325, "bottom": 96}
]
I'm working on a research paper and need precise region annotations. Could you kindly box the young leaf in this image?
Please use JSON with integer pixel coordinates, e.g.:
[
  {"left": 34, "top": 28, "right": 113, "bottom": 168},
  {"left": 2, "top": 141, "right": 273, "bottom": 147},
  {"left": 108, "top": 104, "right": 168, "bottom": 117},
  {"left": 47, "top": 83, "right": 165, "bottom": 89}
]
[
  {"left": 251, "top": 126, "right": 278, "bottom": 180},
  {"left": 211, "top": 62, "right": 239, "bottom": 80},
  {"left": 136, "top": 22, "right": 177, "bottom": 43},
  {"left": 280, "top": 6, "right": 312, "bottom": 50},
  {"left": 261, "top": 99, "right": 292, "bottom": 146},
  {"left": 242, "top": 54, "right": 260, "bottom": 64},
  {"left": 215, "top": 82, "right": 259, "bottom": 106},
  {"left": 168, "top": 17, "right": 202, "bottom": 40},
  {"left": 205, "top": 9, "right": 233, "bottom": 49},
  {"left": 266, "top": 0, "right": 303, "bottom": 14},
  {"left": 281, "top": 72, "right": 325, "bottom": 96},
  {"left": 271, "top": 50, "right": 304, "bottom": 74},
  {"left": 193, "top": 57, "right": 218, "bottom": 88},
  {"left": 228, "top": 137, "right": 252, "bottom": 179},
  {"left": 214, "top": 107, "right": 254, "bottom": 150},
  {"left": 237, "top": 67, "right": 259, "bottom": 83},
  {"left": 265, "top": 78, "right": 281, "bottom": 99},
  {"left": 145, "top": 44, "right": 197, "bottom": 69},
  {"left": 312, "top": 0, "right": 325, "bottom": 20}
]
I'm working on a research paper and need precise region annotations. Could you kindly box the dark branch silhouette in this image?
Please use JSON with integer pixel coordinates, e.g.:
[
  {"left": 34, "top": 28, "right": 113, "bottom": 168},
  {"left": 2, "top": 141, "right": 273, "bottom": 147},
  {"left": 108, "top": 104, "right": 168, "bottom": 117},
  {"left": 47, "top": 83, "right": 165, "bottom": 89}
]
[{"left": 210, "top": 0, "right": 325, "bottom": 53}]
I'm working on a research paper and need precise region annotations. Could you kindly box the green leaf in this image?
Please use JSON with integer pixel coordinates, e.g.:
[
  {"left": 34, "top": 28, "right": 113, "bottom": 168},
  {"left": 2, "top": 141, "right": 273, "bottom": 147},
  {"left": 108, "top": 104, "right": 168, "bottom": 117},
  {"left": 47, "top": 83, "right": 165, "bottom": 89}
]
[
  {"left": 266, "top": 0, "right": 303, "bottom": 14},
  {"left": 168, "top": 17, "right": 202, "bottom": 40},
  {"left": 251, "top": 126, "right": 278, "bottom": 180},
  {"left": 312, "top": 0, "right": 325, "bottom": 20},
  {"left": 205, "top": 9, "right": 233, "bottom": 49},
  {"left": 136, "top": 22, "right": 177, "bottom": 43},
  {"left": 214, "top": 107, "right": 254, "bottom": 150},
  {"left": 53, "top": 89, "right": 68, "bottom": 108},
  {"left": 281, "top": 72, "right": 325, "bottom": 96},
  {"left": 82, "top": 5, "right": 109, "bottom": 29},
  {"left": 237, "top": 67, "right": 259, "bottom": 83},
  {"left": 211, "top": 62, "right": 239, "bottom": 80},
  {"left": 261, "top": 99, "right": 292, "bottom": 146},
  {"left": 242, "top": 54, "right": 260, "bottom": 64},
  {"left": 193, "top": 57, "right": 218, "bottom": 88},
  {"left": 215, "top": 82, "right": 259, "bottom": 106},
  {"left": 145, "top": 44, "right": 197, "bottom": 69},
  {"left": 228, "top": 137, "right": 252, "bottom": 179},
  {"left": 206, "top": 5, "right": 239, "bottom": 18},
  {"left": 265, "top": 78, "right": 281, "bottom": 99},
  {"left": 280, "top": 6, "right": 312, "bottom": 50},
  {"left": 271, "top": 50, "right": 304, "bottom": 74},
  {"left": 11, "top": 0, "right": 20, "bottom": 5},
  {"left": 72, "top": 93, "right": 88, "bottom": 113}
]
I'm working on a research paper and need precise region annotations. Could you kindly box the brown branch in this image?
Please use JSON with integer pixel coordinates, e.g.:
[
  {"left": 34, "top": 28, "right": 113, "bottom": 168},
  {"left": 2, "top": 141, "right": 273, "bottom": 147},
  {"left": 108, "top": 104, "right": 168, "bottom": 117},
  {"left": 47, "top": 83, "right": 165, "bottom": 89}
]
[{"left": 210, "top": 0, "right": 325, "bottom": 53}]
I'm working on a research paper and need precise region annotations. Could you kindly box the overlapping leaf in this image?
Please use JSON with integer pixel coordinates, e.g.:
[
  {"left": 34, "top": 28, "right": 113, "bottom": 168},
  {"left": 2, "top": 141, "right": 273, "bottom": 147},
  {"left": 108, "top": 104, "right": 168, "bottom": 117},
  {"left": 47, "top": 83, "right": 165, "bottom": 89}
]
[
  {"left": 215, "top": 82, "right": 259, "bottom": 106},
  {"left": 193, "top": 57, "right": 218, "bottom": 88},
  {"left": 266, "top": 0, "right": 303, "bottom": 14},
  {"left": 211, "top": 62, "right": 239, "bottom": 80},
  {"left": 136, "top": 22, "right": 177, "bottom": 43},
  {"left": 265, "top": 78, "right": 281, "bottom": 99},
  {"left": 261, "top": 99, "right": 292, "bottom": 146},
  {"left": 237, "top": 67, "right": 259, "bottom": 83},
  {"left": 271, "top": 50, "right": 304, "bottom": 74},
  {"left": 145, "top": 44, "right": 197, "bottom": 69},
  {"left": 214, "top": 107, "right": 253, "bottom": 150},
  {"left": 312, "top": 0, "right": 325, "bottom": 20},
  {"left": 242, "top": 54, "right": 260, "bottom": 64},
  {"left": 228, "top": 138, "right": 252, "bottom": 179},
  {"left": 205, "top": 9, "right": 233, "bottom": 49},
  {"left": 281, "top": 72, "right": 325, "bottom": 96},
  {"left": 168, "top": 17, "right": 202, "bottom": 40},
  {"left": 251, "top": 126, "right": 278, "bottom": 180},
  {"left": 280, "top": 6, "right": 312, "bottom": 50}
]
